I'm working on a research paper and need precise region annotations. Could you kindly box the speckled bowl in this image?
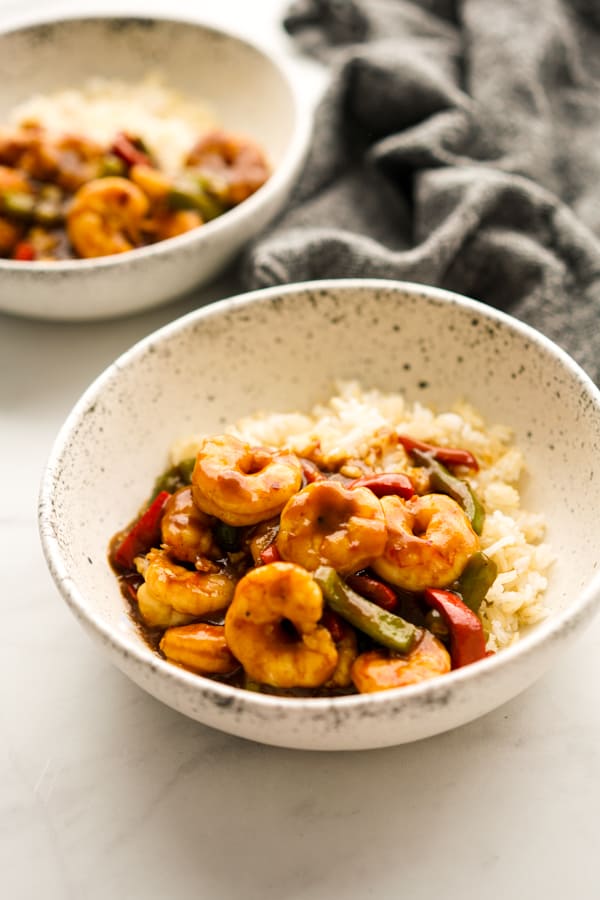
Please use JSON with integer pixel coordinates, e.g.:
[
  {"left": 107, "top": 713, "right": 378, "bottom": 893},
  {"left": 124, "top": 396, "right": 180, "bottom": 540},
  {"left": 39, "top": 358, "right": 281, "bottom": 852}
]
[
  {"left": 38, "top": 280, "right": 600, "bottom": 750},
  {"left": 0, "top": 15, "right": 311, "bottom": 321}
]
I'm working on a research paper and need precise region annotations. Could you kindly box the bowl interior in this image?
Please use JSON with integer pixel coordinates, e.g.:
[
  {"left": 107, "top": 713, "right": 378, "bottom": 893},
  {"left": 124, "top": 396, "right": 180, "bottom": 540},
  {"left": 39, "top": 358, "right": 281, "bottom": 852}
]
[
  {"left": 42, "top": 281, "right": 600, "bottom": 676},
  {"left": 0, "top": 15, "right": 296, "bottom": 167}
]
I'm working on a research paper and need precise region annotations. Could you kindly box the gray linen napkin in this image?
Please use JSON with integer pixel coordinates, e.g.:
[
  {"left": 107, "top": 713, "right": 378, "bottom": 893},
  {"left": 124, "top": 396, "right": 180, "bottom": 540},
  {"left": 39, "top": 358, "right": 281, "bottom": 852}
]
[{"left": 242, "top": 0, "right": 600, "bottom": 383}]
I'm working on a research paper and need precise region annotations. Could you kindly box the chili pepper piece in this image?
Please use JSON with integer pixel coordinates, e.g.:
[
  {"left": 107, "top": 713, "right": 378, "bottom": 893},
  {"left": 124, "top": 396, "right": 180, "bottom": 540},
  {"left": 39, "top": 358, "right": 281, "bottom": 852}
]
[
  {"left": 300, "top": 458, "right": 326, "bottom": 484},
  {"left": 349, "top": 472, "right": 415, "bottom": 499},
  {"left": 320, "top": 607, "right": 345, "bottom": 643},
  {"left": 314, "top": 566, "right": 421, "bottom": 654},
  {"left": 113, "top": 490, "right": 171, "bottom": 570},
  {"left": 398, "top": 434, "right": 479, "bottom": 470},
  {"left": 455, "top": 551, "right": 498, "bottom": 613},
  {"left": 346, "top": 573, "right": 398, "bottom": 612},
  {"left": 111, "top": 132, "right": 153, "bottom": 169},
  {"left": 410, "top": 448, "right": 485, "bottom": 535},
  {"left": 260, "top": 543, "right": 281, "bottom": 565},
  {"left": 422, "top": 587, "right": 486, "bottom": 668},
  {"left": 12, "top": 240, "right": 36, "bottom": 261}
]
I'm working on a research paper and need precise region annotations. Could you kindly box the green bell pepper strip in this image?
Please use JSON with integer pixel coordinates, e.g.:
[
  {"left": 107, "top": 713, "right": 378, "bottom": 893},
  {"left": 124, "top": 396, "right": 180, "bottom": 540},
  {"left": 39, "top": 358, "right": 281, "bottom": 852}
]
[
  {"left": 314, "top": 566, "right": 421, "bottom": 654},
  {"left": 168, "top": 175, "right": 227, "bottom": 221},
  {"left": 409, "top": 448, "right": 485, "bottom": 535},
  {"left": 455, "top": 551, "right": 497, "bottom": 613},
  {"left": 150, "top": 457, "right": 196, "bottom": 499},
  {"left": 2, "top": 190, "right": 35, "bottom": 220},
  {"left": 214, "top": 520, "right": 242, "bottom": 553}
]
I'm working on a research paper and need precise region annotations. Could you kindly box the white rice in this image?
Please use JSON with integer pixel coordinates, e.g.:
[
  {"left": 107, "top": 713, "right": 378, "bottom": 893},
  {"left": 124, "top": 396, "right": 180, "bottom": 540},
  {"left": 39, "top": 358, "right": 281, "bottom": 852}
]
[
  {"left": 9, "top": 72, "right": 216, "bottom": 174},
  {"left": 171, "top": 381, "right": 553, "bottom": 652}
]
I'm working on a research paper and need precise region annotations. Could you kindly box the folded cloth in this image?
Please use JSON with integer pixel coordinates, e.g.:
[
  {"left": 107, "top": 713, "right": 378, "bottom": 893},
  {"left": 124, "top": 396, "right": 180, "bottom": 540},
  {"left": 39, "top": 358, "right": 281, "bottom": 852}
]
[{"left": 242, "top": 0, "right": 600, "bottom": 383}]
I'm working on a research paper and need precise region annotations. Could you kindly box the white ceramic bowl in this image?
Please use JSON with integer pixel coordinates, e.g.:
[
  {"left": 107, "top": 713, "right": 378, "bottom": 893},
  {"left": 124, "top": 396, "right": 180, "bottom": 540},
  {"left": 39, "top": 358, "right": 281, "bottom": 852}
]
[
  {"left": 0, "top": 15, "right": 311, "bottom": 321},
  {"left": 39, "top": 280, "right": 600, "bottom": 750}
]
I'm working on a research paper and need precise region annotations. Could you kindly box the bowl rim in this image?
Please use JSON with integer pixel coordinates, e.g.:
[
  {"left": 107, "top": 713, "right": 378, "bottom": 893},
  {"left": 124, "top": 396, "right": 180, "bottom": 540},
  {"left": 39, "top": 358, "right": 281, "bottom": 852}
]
[
  {"left": 0, "top": 11, "right": 314, "bottom": 273},
  {"left": 38, "top": 278, "right": 600, "bottom": 715}
]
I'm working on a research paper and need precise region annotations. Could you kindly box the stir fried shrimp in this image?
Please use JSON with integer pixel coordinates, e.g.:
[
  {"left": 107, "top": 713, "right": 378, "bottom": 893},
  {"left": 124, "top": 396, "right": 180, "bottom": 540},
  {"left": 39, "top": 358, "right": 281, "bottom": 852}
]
[
  {"left": 186, "top": 129, "right": 270, "bottom": 205},
  {"left": 129, "top": 163, "right": 172, "bottom": 201},
  {"left": 276, "top": 481, "right": 387, "bottom": 575},
  {"left": 160, "top": 486, "right": 220, "bottom": 565},
  {"left": 147, "top": 209, "right": 204, "bottom": 241},
  {"left": 372, "top": 493, "right": 479, "bottom": 592},
  {"left": 192, "top": 434, "right": 303, "bottom": 527},
  {"left": 66, "top": 176, "right": 149, "bottom": 257},
  {"left": 160, "top": 623, "right": 238, "bottom": 675},
  {"left": 135, "top": 547, "right": 234, "bottom": 628},
  {"left": 351, "top": 631, "right": 451, "bottom": 692},
  {"left": 224, "top": 562, "right": 338, "bottom": 688},
  {"left": 136, "top": 583, "right": 196, "bottom": 629},
  {"left": 109, "top": 384, "right": 538, "bottom": 696},
  {"left": 1, "top": 110, "right": 270, "bottom": 260}
]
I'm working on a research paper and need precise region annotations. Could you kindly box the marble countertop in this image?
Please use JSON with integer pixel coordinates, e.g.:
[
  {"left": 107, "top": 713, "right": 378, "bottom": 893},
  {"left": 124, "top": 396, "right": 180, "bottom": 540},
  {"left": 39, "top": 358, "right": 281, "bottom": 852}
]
[{"left": 2, "top": 1, "right": 599, "bottom": 897}]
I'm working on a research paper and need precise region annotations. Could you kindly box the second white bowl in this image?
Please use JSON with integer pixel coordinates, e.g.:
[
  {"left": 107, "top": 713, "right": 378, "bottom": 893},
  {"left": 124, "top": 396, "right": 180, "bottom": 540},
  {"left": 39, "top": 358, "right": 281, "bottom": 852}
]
[{"left": 0, "top": 15, "right": 312, "bottom": 321}]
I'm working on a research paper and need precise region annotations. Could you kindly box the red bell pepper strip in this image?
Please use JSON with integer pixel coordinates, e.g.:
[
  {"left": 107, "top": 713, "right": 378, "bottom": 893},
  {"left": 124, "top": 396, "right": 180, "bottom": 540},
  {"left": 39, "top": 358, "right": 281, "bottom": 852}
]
[
  {"left": 260, "top": 543, "right": 281, "bottom": 565},
  {"left": 349, "top": 472, "right": 415, "bottom": 498},
  {"left": 113, "top": 490, "right": 170, "bottom": 570},
  {"left": 12, "top": 241, "right": 36, "bottom": 261},
  {"left": 398, "top": 434, "right": 479, "bottom": 471},
  {"left": 422, "top": 587, "right": 486, "bottom": 668},
  {"left": 346, "top": 573, "right": 398, "bottom": 612},
  {"left": 111, "top": 132, "right": 153, "bottom": 168}
]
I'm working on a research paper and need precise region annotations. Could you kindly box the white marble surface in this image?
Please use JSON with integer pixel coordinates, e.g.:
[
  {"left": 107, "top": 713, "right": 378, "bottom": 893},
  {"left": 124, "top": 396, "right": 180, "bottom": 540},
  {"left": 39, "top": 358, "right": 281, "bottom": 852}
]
[{"left": 2, "top": 1, "right": 599, "bottom": 897}]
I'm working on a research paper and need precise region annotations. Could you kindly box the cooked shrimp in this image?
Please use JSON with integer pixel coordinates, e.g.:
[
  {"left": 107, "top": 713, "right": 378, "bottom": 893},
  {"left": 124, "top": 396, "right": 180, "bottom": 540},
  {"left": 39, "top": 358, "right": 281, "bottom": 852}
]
[
  {"left": 136, "top": 582, "right": 196, "bottom": 629},
  {"left": 276, "top": 481, "right": 387, "bottom": 575},
  {"left": 148, "top": 209, "right": 203, "bottom": 241},
  {"left": 52, "top": 135, "right": 105, "bottom": 192},
  {"left": 160, "top": 486, "right": 221, "bottom": 565},
  {"left": 66, "top": 176, "right": 149, "bottom": 257},
  {"left": 192, "top": 434, "right": 303, "bottom": 527},
  {"left": 186, "top": 129, "right": 270, "bottom": 205},
  {"left": 372, "top": 493, "right": 479, "bottom": 592},
  {"left": 160, "top": 622, "right": 238, "bottom": 675},
  {"left": 129, "top": 163, "right": 172, "bottom": 201},
  {"left": 135, "top": 547, "right": 234, "bottom": 628},
  {"left": 224, "top": 561, "right": 338, "bottom": 688},
  {"left": 351, "top": 630, "right": 451, "bottom": 693}
]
